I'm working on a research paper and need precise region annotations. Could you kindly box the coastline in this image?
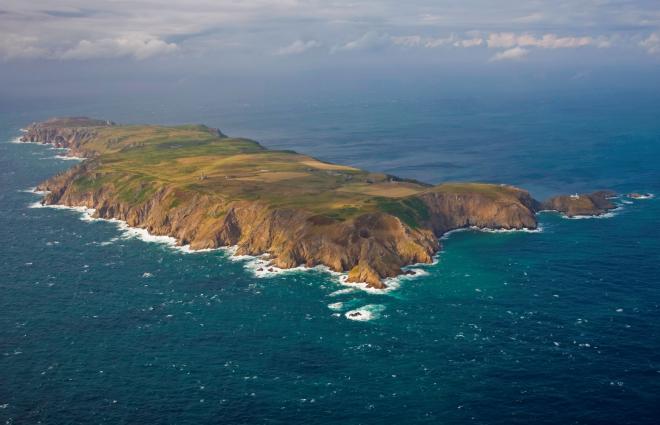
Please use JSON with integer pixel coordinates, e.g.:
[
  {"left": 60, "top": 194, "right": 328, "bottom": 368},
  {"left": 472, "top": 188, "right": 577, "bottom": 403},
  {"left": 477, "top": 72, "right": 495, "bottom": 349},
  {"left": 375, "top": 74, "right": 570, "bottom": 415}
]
[
  {"left": 12, "top": 121, "right": 627, "bottom": 289},
  {"left": 23, "top": 185, "right": 551, "bottom": 295}
]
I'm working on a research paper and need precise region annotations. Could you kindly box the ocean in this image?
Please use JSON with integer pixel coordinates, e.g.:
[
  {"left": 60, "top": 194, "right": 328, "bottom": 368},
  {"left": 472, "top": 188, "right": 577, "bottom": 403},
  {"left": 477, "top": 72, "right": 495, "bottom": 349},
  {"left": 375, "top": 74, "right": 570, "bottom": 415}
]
[{"left": 1, "top": 87, "right": 659, "bottom": 424}]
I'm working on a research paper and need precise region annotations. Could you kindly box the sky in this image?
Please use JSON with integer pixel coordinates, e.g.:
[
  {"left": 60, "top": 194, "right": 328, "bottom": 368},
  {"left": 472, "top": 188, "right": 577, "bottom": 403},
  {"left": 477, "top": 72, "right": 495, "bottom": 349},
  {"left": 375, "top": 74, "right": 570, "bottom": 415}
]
[{"left": 1, "top": 0, "right": 659, "bottom": 100}]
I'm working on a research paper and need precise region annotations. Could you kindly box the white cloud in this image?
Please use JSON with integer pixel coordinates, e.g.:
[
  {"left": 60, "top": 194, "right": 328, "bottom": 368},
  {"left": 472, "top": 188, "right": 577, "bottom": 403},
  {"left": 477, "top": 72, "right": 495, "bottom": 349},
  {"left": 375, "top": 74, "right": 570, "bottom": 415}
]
[
  {"left": 490, "top": 46, "right": 528, "bottom": 61},
  {"left": 487, "top": 32, "right": 594, "bottom": 49},
  {"left": 425, "top": 35, "right": 457, "bottom": 48},
  {"left": 275, "top": 40, "right": 321, "bottom": 55},
  {"left": 58, "top": 35, "right": 178, "bottom": 60},
  {"left": 391, "top": 34, "right": 485, "bottom": 49},
  {"left": 332, "top": 32, "right": 390, "bottom": 52},
  {"left": 454, "top": 37, "right": 483, "bottom": 48},
  {"left": 0, "top": 1, "right": 652, "bottom": 63},
  {"left": 391, "top": 34, "right": 456, "bottom": 48},
  {"left": 0, "top": 34, "right": 49, "bottom": 60},
  {"left": 640, "top": 32, "right": 660, "bottom": 54},
  {"left": 391, "top": 35, "right": 424, "bottom": 47}
]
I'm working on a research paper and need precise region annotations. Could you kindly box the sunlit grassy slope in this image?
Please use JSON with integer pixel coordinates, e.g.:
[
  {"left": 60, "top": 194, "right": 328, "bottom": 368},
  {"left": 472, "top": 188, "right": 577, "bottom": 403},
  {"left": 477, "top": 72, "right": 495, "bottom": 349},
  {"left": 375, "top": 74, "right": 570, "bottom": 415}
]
[{"left": 66, "top": 122, "right": 520, "bottom": 224}]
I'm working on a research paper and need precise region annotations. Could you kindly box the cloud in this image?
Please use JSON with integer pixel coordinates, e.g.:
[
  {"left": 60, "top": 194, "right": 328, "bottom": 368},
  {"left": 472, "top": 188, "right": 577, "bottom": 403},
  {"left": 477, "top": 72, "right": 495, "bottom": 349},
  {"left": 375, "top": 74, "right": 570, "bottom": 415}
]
[
  {"left": 392, "top": 31, "right": 597, "bottom": 52},
  {"left": 454, "top": 37, "right": 483, "bottom": 47},
  {"left": 487, "top": 32, "right": 594, "bottom": 49},
  {"left": 275, "top": 39, "right": 321, "bottom": 55},
  {"left": 0, "top": 1, "right": 655, "bottom": 63},
  {"left": 391, "top": 35, "right": 423, "bottom": 47},
  {"left": 0, "top": 34, "right": 48, "bottom": 59},
  {"left": 391, "top": 34, "right": 485, "bottom": 49},
  {"left": 332, "top": 32, "right": 390, "bottom": 52},
  {"left": 640, "top": 32, "right": 660, "bottom": 54},
  {"left": 58, "top": 35, "right": 178, "bottom": 60},
  {"left": 490, "top": 46, "right": 528, "bottom": 61},
  {"left": 391, "top": 34, "right": 456, "bottom": 48}
]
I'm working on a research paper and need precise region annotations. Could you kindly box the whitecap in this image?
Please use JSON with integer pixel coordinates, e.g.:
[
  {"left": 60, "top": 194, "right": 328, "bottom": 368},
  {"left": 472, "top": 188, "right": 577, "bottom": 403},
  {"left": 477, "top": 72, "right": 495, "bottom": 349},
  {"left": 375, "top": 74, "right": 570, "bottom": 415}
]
[
  {"left": 174, "top": 245, "right": 223, "bottom": 254},
  {"left": 328, "top": 287, "right": 358, "bottom": 297},
  {"left": 475, "top": 225, "right": 542, "bottom": 234},
  {"left": 29, "top": 200, "right": 428, "bottom": 294},
  {"left": 628, "top": 193, "right": 655, "bottom": 200},
  {"left": 338, "top": 274, "right": 399, "bottom": 295},
  {"left": 327, "top": 302, "right": 344, "bottom": 311},
  {"left": 29, "top": 202, "right": 96, "bottom": 218},
  {"left": 52, "top": 155, "right": 85, "bottom": 161},
  {"left": 440, "top": 228, "right": 470, "bottom": 240},
  {"left": 562, "top": 209, "right": 621, "bottom": 220},
  {"left": 344, "top": 304, "right": 386, "bottom": 321},
  {"left": 117, "top": 223, "right": 178, "bottom": 246},
  {"left": 441, "top": 225, "right": 542, "bottom": 239}
]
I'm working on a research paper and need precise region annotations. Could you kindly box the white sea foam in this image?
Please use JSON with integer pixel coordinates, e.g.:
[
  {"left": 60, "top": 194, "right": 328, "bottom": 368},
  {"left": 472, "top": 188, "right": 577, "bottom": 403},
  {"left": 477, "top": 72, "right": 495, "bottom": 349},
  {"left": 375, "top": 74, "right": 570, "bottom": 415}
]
[
  {"left": 441, "top": 225, "right": 541, "bottom": 240},
  {"left": 344, "top": 304, "right": 386, "bottom": 321},
  {"left": 8, "top": 136, "right": 25, "bottom": 144},
  {"left": 27, "top": 201, "right": 223, "bottom": 254},
  {"left": 230, "top": 250, "right": 425, "bottom": 294},
  {"left": 337, "top": 274, "right": 399, "bottom": 295},
  {"left": 27, "top": 195, "right": 427, "bottom": 295},
  {"left": 561, "top": 206, "right": 623, "bottom": 220},
  {"left": 329, "top": 288, "right": 358, "bottom": 297},
  {"left": 237, "top": 255, "right": 341, "bottom": 279},
  {"left": 118, "top": 224, "right": 179, "bottom": 246},
  {"left": 29, "top": 202, "right": 95, "bottom": 217},
  {"left": 52, "top": 154, "right": 85, "bottom": 161},
  {"left": 628, "top": 193, "right": 655, "bottom": 200},
  {"left": 327, "top": 302, "right": 345, "bottom": 311},
  {"left": 477, "top": 226, "right": 542, "bottom": 233}
]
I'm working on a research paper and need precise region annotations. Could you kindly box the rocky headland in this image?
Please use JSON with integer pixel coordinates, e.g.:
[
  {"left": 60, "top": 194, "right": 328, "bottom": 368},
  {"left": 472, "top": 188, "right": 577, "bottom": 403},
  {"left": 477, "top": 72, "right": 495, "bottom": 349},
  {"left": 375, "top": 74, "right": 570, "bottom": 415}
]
[{"left": 22, "top": 117, "right": 619, "bottom": 288}]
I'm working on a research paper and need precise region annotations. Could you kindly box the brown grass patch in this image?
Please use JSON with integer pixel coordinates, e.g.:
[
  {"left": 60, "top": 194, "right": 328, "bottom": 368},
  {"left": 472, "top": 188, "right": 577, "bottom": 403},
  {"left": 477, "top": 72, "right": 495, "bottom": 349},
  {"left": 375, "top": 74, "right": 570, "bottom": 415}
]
[
  {"left": 234, "top": 171, "right": 311, "bottom": 182},
  {"left": 300, "top": 160, "right": 358, "bottom": 171},
  {"left": 339, "top": 183, "right": 422, "bottom": 198}
]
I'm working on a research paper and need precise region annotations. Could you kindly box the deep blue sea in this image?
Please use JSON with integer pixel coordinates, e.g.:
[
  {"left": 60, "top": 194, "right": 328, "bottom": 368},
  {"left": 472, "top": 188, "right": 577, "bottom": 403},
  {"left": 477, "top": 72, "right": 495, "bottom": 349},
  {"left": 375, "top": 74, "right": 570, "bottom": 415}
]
[{"left": 1, "top": 88, "right": 659, "bottom": 424}]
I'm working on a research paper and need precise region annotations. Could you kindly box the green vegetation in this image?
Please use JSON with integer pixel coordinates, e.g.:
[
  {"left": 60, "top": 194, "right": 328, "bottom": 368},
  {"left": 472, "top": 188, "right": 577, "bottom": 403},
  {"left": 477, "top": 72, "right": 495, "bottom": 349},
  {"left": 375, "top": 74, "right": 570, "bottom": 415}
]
[
  {"left": 374, "top": 197, "right": 430, "bottom": 228},
  {"left": 56, "top": 119, "right": 516, "bottom": 224}
]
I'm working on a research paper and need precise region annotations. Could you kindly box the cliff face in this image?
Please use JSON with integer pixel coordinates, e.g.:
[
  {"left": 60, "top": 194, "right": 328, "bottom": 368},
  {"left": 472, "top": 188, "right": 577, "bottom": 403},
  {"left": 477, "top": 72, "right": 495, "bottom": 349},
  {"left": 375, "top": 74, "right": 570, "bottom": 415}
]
[
  {"left": 417, "top": 186, "right": 540, "bottom": 234},
  {"left": 38, "top": 164, "right": 443, "bottom": 288},
  {"left": 37, "top": 166, "right": 540, "bottom": 288},
  {"left": 20, "top": 117, "right": 114, "bottom": 157},
  {"left": 27, "top": 117, "right": 615, "bottom": 288},
  {"left": 542, "top": 191, "right": 617, "bottom": 217}
]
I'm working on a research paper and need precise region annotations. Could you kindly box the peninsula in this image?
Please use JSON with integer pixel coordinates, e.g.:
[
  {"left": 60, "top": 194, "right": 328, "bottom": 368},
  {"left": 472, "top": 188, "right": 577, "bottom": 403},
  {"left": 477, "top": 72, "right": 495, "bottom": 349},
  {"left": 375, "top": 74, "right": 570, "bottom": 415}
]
[{"left": 23, "top": 117, "right": 617, "bottom": 288}]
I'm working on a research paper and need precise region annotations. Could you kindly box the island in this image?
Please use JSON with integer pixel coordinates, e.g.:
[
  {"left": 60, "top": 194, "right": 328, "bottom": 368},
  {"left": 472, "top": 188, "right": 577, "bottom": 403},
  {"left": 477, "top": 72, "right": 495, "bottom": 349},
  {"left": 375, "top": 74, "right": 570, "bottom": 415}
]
[{"left": 21, "top": 117, "right": 618, "bottom": 288}]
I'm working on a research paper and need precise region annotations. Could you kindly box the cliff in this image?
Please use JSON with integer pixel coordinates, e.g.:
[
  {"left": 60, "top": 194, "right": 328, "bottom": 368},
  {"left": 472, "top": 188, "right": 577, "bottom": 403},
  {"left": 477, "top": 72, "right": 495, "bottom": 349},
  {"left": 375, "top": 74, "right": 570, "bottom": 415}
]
[
  {"left": 23, "top": 117, "right": 616, "bottom": 288},
  {"left": 542, "top": 191, "right": 617, "bottom": 217}
]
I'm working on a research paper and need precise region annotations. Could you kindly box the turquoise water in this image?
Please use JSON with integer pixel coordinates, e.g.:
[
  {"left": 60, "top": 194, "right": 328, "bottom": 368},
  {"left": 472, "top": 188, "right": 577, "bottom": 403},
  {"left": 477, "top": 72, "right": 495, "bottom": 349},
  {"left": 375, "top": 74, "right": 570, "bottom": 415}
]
[{"left": 1, "top": 91, "right": 660, "bottom": 424}]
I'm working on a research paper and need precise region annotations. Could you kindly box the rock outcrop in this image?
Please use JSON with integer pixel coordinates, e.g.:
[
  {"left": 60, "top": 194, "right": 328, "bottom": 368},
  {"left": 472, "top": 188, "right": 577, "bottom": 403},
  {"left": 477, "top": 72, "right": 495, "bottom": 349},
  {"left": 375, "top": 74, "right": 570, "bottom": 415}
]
[
  {"left": 542, "top": 191, "right": 617, "bottom": 217},
  {"left": 20, "top": 117, "right": 114, "bottom": 157}
]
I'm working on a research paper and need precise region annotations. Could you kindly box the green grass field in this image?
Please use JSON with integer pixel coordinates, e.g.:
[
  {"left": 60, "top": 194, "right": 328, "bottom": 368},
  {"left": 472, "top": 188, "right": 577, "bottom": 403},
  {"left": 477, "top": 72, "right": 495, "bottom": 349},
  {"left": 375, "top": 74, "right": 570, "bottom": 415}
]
[{"left": 53, "top": 119, "right": 522, "bottom": 226}]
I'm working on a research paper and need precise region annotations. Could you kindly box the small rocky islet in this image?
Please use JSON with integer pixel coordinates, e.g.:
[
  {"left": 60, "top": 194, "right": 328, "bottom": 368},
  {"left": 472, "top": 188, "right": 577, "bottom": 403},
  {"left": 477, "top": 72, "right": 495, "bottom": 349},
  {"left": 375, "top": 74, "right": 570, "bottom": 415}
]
[{"left": 22, "top": 117, "right": 621, "bottom": 288}]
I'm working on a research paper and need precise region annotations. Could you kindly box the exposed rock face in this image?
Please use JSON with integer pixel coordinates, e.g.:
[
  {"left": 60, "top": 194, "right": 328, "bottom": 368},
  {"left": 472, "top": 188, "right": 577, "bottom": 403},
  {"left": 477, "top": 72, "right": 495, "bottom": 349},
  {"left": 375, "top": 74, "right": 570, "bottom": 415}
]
[
  {"left": 38, "top": 166, "right": 441, "bottom": 289},
  {"left": 417, "top": 186, "right": 540, "bottom": 234},
  {"left": 37, "top": 166, "right": 539, "bottom": 288},
  {"left": 27, "top": 117, "right": 614, "bottom": 288},
  {"left": 20, "top": 117, "right": 114, "bottom": 157},
  {"left": 542, "top": 191, "right": 618, "bottom": 217}
]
